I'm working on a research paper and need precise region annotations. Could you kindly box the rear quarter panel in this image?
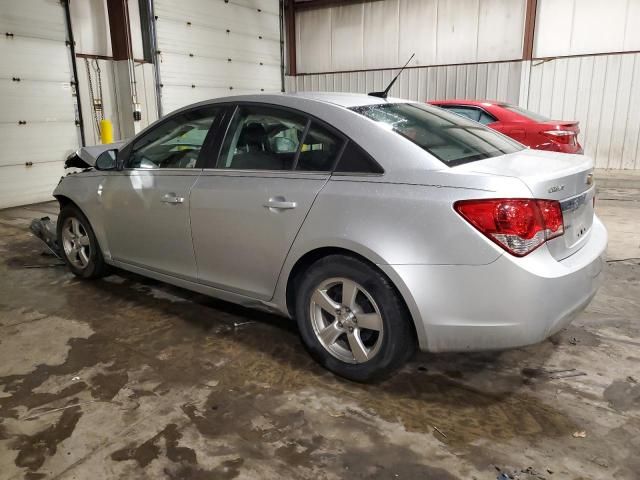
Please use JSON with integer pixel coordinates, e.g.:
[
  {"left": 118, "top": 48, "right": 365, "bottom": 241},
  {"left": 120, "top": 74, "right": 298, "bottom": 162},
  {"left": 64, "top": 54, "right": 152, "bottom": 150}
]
[{"left": 272, "top": 170, "right": 531, "bottom": 304}]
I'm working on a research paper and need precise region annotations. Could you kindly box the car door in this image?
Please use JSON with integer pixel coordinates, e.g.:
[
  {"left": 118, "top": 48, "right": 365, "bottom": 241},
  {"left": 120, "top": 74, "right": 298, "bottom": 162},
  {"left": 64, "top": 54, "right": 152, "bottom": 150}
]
[
  {"left": 101, "top": 106, "right": 222, "bottom": 280},
  {"left": 190, "top": 104, "right": 345, "bottom": 300}
]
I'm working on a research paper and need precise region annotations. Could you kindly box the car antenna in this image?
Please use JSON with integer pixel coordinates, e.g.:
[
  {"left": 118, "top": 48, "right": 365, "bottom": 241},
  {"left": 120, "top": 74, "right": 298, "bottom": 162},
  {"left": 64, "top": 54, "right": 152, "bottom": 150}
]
[{"left": 368, "top": 53, "right": 415, "bottom": 99}]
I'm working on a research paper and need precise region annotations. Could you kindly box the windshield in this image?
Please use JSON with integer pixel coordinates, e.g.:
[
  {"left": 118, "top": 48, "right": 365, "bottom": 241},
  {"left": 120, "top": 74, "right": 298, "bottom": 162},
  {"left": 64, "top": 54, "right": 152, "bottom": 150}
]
[
  {"left": 501, "top": 104, "right": 550, "bottom": 122},
  {"left": 351, "top": 103, "right": 522, "bottom": 167}
]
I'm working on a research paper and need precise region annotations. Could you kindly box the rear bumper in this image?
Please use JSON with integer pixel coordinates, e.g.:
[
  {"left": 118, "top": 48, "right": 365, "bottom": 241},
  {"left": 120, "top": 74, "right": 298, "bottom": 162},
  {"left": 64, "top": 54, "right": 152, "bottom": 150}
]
[{"left": 382, "top": 216, "right": 607, "bottom": 352}]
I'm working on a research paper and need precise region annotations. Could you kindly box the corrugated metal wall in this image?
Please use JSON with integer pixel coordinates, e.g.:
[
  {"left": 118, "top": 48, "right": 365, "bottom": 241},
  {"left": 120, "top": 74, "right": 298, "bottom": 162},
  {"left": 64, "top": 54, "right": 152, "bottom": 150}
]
[
  {"left": 535, "top": 0, "right": 640, "bottom": 58},
  {"left": 295, "top": 0, "right": 526, "bottom": 74},
  {"left": 526, "top": 53, "right": 640, "bottom": 169},
  {"left": 286, "top": 61, "right": 522, "bottom": 104}
]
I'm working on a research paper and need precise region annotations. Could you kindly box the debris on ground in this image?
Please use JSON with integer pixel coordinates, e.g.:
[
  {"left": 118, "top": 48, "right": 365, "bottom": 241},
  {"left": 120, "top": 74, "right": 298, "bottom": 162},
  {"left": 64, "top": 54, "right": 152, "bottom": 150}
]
[
  {"left": 22, "top": 263, "right": 65, "bottom": 268},
  {"left": 627, "top": 376, "right": 638, "bottom": 384},
  {"left": 233, "top": 321, "right": 254, "bottom": 328},
  {"left": 590, "top": 457, "right": 609, "bottom": 468},
  {"left": 495, "top": 465, "right": 549, "bottom": 480},
  {"left": 29, "top": 216, "right": 61, "bottom": 258},
  {"left": 433, "top": 425, "right": 447, "bottom": 438},
  {"left": 572, "top": 430, "right": 587, "bottom": 438},
  {"left": 522, "top": 367, "right": 586, "bottom": 382}
]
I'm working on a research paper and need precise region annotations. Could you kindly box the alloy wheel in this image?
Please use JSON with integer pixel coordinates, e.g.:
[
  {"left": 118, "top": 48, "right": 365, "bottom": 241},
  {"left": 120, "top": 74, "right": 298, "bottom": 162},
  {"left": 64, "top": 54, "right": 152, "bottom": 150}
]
[
  {"left": 61, "top": 217, "right": 91, "bottom": 270},
  {"left": 309, "top": 277, "right": 384, "bottom": 364}
]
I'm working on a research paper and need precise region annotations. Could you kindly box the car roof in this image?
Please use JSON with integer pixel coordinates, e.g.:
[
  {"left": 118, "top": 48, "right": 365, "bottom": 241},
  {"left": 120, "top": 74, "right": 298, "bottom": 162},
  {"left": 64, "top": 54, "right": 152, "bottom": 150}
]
[
  {"left": 197, "top": 92, "right": 411, "bottom": 110},
  {"left": 285, "top": 91, "right": 412, "bottom": 108}
]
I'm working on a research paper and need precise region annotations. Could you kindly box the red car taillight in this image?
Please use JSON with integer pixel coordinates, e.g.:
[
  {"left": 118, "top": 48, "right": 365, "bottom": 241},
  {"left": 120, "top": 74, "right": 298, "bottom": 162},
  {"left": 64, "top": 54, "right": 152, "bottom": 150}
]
[
  {"left": 542, "top": 130, "right": 576, "bottom": 145},
  {"left": 454, "top": 199, "right": 564, "bottom": 257}
]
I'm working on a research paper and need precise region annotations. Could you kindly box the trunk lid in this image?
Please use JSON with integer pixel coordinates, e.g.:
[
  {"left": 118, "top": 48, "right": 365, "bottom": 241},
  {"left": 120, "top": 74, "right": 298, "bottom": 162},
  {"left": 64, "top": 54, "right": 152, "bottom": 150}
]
[
  {"left": 541, "top": 120, "right": 579, "bottom": 131},
  {"left": 454, "top": 149, "right": 595, "bottom": 260}
]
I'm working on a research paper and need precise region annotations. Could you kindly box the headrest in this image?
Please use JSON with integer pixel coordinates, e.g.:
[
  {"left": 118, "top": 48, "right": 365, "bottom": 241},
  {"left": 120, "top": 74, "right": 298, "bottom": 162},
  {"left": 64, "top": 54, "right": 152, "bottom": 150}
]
[{"left": 239, "top": 123, "right": 267, "bottom": 147}]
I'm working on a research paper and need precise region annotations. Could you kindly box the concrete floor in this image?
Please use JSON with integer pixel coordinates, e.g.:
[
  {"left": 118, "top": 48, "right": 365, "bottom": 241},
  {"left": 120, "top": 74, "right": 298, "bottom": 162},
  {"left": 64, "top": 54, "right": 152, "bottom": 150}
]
[{"left": 0, "top": 176, "right": 639, "bottom": 480}]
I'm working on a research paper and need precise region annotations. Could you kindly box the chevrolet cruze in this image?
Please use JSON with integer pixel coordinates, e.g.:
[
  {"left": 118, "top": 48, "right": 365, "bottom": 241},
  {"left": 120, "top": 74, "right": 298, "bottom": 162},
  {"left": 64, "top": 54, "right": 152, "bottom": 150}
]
[{"left": 54, "top": 93, "right": 607, "bottom": 382}]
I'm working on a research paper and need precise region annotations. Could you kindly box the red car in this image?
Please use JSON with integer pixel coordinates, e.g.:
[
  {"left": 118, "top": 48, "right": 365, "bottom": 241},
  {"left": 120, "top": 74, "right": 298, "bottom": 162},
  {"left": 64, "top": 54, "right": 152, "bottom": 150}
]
[{"left": 429, "top": 100, "right": 583, "bottom": 154}]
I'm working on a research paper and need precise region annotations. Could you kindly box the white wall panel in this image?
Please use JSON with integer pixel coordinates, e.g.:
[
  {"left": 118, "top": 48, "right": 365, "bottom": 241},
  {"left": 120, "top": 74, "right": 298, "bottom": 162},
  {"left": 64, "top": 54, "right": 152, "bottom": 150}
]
[
  {"left": 535, "top": 0, "right": 640, "bottom": 58},
  {"left": 286, "top": 61, "right": 522, "bottom": 104},
  {"left": 296, "top": 9, "right": 332, "bottom": 73},
  {"left": 155, "top": 0, "right": 281, "bottom": 114},
  {"left": 363, "top": 0, "right": 399, "bottom": 69},
  {"left": 0, "top": 79, "right": 75, "bottom": 123},
  {"left": 331, "top": 4, "right": 364, "bottom": 71},
  {"left": 527, "top": 53, "right": 640, "bottom": 169},
  {"left": 0, "top": 123, "right": 78, "bottom": 168},
  {"left": 398, "top": 0, "right": 438, "bottom": 66},
  {"left": 477, "top": 0, "right": 525, "bottom": 62},
  {"left": 0, "top": 0, "right": 66, "bottom": 41},
  {"left": 296, "top": 0, "right": 526, "bottom": 74},
  {"left": 0, "top": 0, "right": 79, "bottom": 208},
  {"left": 0, "top": 162, "right": 67, "bottom": 208},
  {"left": 436, "top": 0, "right": 479, "bottom": 65}
]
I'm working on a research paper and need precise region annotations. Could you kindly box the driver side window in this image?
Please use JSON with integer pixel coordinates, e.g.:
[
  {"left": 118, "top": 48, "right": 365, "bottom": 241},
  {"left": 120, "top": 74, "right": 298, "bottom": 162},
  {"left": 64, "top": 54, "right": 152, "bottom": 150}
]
[{"left": 126, "top": 107, "right": 220, "bottom": 169}]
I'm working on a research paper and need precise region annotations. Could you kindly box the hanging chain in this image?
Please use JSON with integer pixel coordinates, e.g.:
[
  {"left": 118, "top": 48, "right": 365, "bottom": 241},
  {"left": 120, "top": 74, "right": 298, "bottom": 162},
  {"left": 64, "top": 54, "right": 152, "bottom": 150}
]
[
  {"left": 84, "top": 58, "right": 101, "bottom": 137},
  {"left": 93, "top": 59, "right": 104, "bottom": 122}
]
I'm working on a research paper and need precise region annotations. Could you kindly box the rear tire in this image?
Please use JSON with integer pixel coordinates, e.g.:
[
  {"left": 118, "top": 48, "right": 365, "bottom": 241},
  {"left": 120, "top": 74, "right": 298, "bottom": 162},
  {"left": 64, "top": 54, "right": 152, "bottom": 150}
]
[
  {"left": 57, "top": 204, "right": 108, "bottom": 279},
  {"left": 295, "top": 254, "right": 415, "bottom": 382}
]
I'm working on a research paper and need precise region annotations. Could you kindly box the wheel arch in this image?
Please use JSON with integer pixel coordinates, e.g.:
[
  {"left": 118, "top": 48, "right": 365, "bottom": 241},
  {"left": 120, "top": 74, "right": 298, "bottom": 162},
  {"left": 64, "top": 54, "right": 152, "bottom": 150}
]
[
  {"left": 53, "top": 194, "right": 111, "bottom": 260},
  {"left": 284, "top": 246, "right": 421, "bottom": 347}
]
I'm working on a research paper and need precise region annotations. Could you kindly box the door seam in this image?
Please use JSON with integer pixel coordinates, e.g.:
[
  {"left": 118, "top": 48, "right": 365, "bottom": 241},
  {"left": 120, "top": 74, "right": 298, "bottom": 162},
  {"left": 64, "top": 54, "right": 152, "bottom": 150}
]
[{"left": 267, "top": 176, "right": 331, "bottom": 302}]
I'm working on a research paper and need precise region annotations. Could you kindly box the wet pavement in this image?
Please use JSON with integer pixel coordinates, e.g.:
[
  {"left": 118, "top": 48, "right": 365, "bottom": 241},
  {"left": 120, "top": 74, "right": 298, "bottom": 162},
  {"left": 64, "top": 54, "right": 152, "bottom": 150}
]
[{"left": 0, "top": 178, "right": 639, "bottom": 480}]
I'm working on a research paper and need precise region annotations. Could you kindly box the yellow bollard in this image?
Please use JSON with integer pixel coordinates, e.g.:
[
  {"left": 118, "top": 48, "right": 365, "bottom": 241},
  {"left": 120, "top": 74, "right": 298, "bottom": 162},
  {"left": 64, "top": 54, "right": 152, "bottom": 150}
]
[{"left": 100, "top": 119, "right": 114, "bottom": 144}]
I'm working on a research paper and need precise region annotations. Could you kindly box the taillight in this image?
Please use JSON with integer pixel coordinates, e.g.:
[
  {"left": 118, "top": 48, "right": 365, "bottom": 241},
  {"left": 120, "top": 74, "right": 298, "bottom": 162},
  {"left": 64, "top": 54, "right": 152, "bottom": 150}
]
[
  {"left": 542, "top": 130, "right": 576, "bottom": 145},
  {"left": 454, "top": 199, "right": 564, "bottom": 257}
]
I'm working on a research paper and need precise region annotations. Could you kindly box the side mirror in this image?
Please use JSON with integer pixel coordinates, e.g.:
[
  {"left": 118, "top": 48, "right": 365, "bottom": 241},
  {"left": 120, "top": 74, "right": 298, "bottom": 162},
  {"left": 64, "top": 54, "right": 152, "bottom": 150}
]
[{"left": 95, "top": 149, "right": 118, "bottom": 170}]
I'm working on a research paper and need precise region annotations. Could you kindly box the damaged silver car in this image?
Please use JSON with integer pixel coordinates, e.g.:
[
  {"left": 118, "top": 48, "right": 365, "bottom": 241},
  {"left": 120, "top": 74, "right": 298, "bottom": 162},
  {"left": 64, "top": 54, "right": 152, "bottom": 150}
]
[{"left": 48, "top": 93, "right": 607, "bottom": 382}]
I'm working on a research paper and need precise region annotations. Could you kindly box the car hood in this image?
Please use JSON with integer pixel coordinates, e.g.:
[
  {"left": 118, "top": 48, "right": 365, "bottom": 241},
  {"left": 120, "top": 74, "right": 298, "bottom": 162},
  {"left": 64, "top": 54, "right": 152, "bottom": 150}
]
[{"left": 65, "top": 141, "right": 127, "bottom": 169}]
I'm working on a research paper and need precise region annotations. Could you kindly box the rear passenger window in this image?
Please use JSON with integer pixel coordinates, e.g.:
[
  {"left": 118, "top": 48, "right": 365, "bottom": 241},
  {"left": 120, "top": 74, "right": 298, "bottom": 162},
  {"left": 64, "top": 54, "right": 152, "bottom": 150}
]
[
  {"left": 334, "top": 141, "right": 383, "bottom": 174},
  {"left": 296, "top": 122, "right": 344, "bottom": 171},
  {"left": 217, "top": 106, "right": 307, "bottom": 170}
]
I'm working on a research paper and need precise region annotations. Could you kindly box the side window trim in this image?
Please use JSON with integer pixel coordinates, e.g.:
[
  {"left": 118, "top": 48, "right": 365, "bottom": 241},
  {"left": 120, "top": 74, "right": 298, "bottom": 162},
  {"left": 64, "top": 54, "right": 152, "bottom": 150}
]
[
  {"left": 200, "top": 105, "right": 237, "bottom": 169},
  {"left": 290, "top": 119, "right": 311, "bottom": 171}
]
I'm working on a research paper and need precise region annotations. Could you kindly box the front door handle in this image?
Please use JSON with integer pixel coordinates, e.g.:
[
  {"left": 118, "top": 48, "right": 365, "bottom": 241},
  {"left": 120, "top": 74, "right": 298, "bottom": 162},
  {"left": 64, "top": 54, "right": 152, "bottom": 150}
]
[
  {"left": 161, "top": 193, "right": 184, "bottom": 204},
  {"left": 263, "top": 197, "right": 297, "bottom": 210}
]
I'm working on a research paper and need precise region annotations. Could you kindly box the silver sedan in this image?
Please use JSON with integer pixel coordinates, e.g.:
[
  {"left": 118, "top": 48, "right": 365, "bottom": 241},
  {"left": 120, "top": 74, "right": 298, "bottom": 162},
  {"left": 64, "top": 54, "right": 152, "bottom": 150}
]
[{"left": 54, "top": 93, "right": 607, "bottom": 382}]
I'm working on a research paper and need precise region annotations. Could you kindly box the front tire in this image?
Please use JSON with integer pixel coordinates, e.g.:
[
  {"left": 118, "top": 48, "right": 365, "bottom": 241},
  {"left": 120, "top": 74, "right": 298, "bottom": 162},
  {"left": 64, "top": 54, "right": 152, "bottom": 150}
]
[
  {"left": 295, "top": 254, "right": 416, "bottom": 382},
  {"left": 57, "top": 204, "right": 107, "bottom": 279}
]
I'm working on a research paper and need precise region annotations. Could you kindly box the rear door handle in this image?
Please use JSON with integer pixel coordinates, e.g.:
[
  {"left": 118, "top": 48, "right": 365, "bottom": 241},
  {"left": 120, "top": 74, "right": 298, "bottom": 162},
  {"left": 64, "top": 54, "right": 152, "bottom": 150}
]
[
  {"left": 161, "top": 193, "right": 184, "bottom": 204},
  {"left": 263, "top": 197, "right": 297, "bottom": 210}
]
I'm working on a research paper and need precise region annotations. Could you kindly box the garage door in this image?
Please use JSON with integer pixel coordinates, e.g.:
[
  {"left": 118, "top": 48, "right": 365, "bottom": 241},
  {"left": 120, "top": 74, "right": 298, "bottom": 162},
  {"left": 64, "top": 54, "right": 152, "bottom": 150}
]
[
  {"left": 0, "top": 0, "right": 79, "bottom": 209},
  {"left": 154, "top": 0, "right": 282, "bottom": 115}
]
